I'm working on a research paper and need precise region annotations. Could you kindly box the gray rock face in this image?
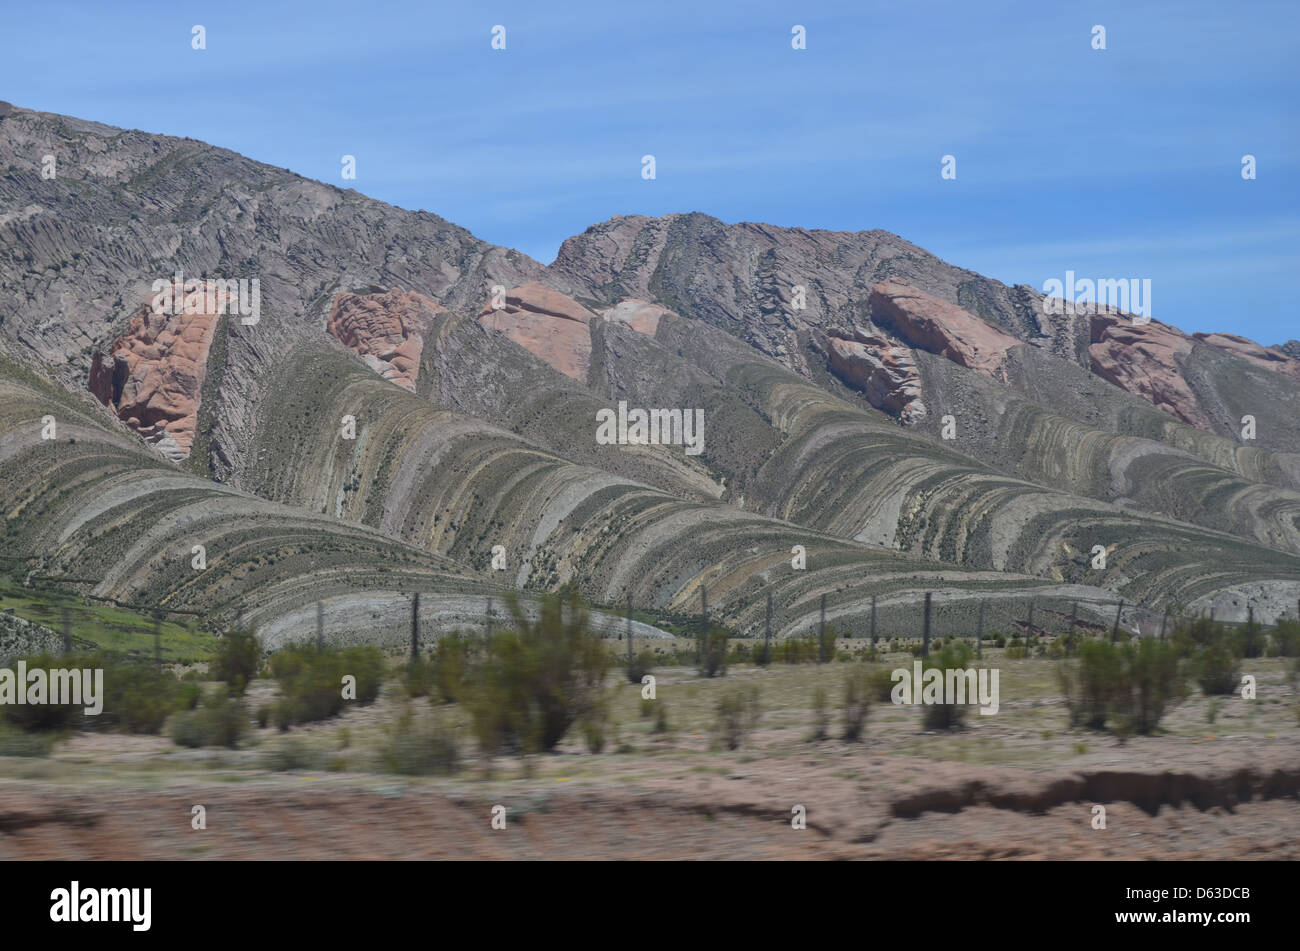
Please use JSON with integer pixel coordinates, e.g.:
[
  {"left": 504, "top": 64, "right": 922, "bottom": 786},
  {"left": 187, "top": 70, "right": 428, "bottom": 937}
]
[{"left": 0, "top": 106, "right": 543, "bottom": 482}]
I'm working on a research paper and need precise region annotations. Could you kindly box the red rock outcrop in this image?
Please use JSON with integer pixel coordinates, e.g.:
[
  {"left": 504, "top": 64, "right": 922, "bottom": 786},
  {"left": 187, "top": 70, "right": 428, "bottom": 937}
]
[
  {"left": 88, "top": 280, "right": 228, "bottom": 460},
  {"left": 869, "top": 280, "right": 1020, "bottom": 379},
  {"left": 599, "top": 298, "right": 670, "bottom": 336},
  {"left": 827, "top": 333, "right": 927, "bottom": 424},
  {"left": 1088, "top": 314, "right": 1208, "bottom": 428},
  {"left": 327, "top": 288, "right": 446, "bottom": 392},
  {"left": 477, "top": 282, "right": 596, "bottom": 382},
  {"left": 1194, "top": 332, "right": 1300, "bottom": 382}
]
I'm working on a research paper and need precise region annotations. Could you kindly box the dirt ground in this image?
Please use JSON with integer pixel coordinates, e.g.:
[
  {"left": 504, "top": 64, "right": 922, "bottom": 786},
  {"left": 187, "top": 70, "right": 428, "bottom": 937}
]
[{"left": 1, "top": 650, "right": 1296, "bottom": 860}]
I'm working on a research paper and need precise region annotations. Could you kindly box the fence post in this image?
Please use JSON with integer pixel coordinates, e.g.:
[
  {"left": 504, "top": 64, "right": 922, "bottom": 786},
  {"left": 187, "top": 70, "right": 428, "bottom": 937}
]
[
  {"left": 1158, "top": 607, "right": 1168, "bottom": 642},
  {"left": 818, "top": 594, "right": 827, "bottom": 663},
  {"left": 975, "top": 599, "right": 985, "bottom": 660},
  {"left": 485, "top": 596, "right": 494, "bottom": 638},
  {"left": 698, "top": 584, "right": 708, "bottom": 669},
  {"left": 870, "top": 595, "right": 877, "bottom": 649},
  {"left": 1246, "top": 605, "right": 1255, "bottom": 657},
  {"left": 922, "top": 592, "right": 932, "bottom": 658},
  {"left": 1111, "top": 600, "right": 1124, "bottom": 643},
  {"left": 763, "top": 590, "right": 772, "bottom": 666},
  {"left": 316, "top": 601, "right": 324, "bottom": 651},
  {"left": 410, "top": 592, "right": 420, "bottom": 663},
  {"left": 153, "top": 612, "right": 162, "bottom": 668},
  {"left": 1026, "top": 599, "right": 1035, "bottom": 645},
  {"left": 626, "top": 593, "right": 634, "bottom": 666},
  {"left": 1067, "top": 601, "right": 1077, "bottom": 657},
  {"left": 61, "top": 607, "right": 71, "bottom": 655}
]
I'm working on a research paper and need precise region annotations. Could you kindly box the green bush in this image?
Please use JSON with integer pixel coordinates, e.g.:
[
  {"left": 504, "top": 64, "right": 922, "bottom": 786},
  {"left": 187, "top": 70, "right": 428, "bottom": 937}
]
[
  {"left": 211, "top": 628, "right": 261, "bottom": 694},
  {"left": 699, "top": 626, "right": 729, "bottom": 677},
  {"left": 170, "top": 692, "right": 247, "bottom": 748},
  {"left": 625, "top": 648, "right": 655, "bottom": 684},
  {"left": 1195, "top": 637, "right": 1240, "bottom": 695},
  {"left": 465, "top": 592, "right": 610, "bottom": 755},
  {"left": 652, "top": 702, "right": 670, "bottom": 734},
  {"left": 867, "top": 666, "right": 896, "bottom": 703},
  {"left": 712, "top": 686, "right": 761, "bottom": 751}
]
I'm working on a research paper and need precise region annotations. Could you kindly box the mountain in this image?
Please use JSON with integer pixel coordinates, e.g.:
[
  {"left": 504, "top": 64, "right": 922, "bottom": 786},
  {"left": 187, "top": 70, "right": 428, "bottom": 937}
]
[{"left": 3, "top": 100, "right": 1299, "bottom": 649}]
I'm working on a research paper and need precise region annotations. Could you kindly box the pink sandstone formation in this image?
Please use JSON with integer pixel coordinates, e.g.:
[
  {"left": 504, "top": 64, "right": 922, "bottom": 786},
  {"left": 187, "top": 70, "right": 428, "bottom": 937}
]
[
  {"left": 826, "top": 333, "right": 927, "bottom": 424},
  {"left": 88, "top": 280, "right": 229, "bottom": 461},
  {"left": 869, "top": 280, "right": 1020, "bottom": 379},
  {"left": 1088, "top": 314, "right": 1208, "bottom": 428},
  {"left": 326, "top": 288, "right": 446, "bottom": 392},
  {"left": 599, "top": 298, "right": 670, "bottom": 336},
  {"left": 477, "top": 281, "right": 596, "bottom": 382}
]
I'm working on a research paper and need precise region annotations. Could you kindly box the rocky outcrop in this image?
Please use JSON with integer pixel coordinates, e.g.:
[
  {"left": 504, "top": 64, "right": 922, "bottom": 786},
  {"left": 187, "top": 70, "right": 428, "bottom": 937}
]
[
  {"left": 869, "top": 280, "right": 1020, "bottom": 378},
  {"left": 1088, "top": 314, "right": 1208, "bottom": 429},
  {"left": 826, "top": 333, "right": 926, "bottom": 423},
  {"left": 327, "top": 288, "right": 445, "bottom": 391},
  {"left": 599, "top": 298, "right": 670, "bottom": 336},
  {"left": 1194, "top": 332, "right": 1300, "bottom": 382},
  {"left": 88, "top": 280, "right": 227, "bottom": 460},
  {"left": 477, "top": 281, "right": 596, "bottom": 382}
]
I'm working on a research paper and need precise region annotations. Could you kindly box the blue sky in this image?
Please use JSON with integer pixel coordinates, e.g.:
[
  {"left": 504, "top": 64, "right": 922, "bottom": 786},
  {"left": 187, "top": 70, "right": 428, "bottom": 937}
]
[{"left": 4, "top": 0, "right": 1298, "bottom": 343}]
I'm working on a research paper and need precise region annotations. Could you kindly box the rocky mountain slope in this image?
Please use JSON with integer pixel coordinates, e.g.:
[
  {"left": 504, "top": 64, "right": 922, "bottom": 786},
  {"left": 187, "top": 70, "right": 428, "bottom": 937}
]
[{"left": 3, "top": 101, "right": 1299, "bottom": 643}]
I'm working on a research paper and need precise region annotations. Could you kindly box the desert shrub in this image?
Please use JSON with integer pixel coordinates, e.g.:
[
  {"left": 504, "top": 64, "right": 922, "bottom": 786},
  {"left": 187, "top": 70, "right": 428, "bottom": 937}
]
[
  {"left": 403, "top": 655, "right": 434, "bottom": 698},
  {"left": 1115, "top": 637, "right": 1186, "bottom": 735},
  {"left": 712, "top": 685, "right": 761, "bottom": 751},
  {"left": 1060, "top": 639, "right": 1123, "bottom": 730},
  {"left": 1060, "top": 638, "right": 1184, "bottom": 734},
  {"left": 0, "top": 724, "right": 55, "bottom": 756},
  {"left": 431, "top": 632, "right": 478, "bottom": 703},
  {"left": 99, "top": 662, "right": 180, "bottom": 734},
  {"left": 1269, "top": 619, "right": 1299, "bottom": 657},
  {"left": 776, "top": 634, "right": 820, "bottom": 664},
  {"left": 810, "top": 687, "right": 829, "bottom": 740},
  {"left": 464, "top": 592, "right": 610, "bottom": 755},
  {"left": 652, "top": 702, "right": 670, "bottom": 734},
  {"left": 921, "top": 642, "right": 975, "bottom": 731},
  {"left": 211, "top": 628, "right": 261, "bottom": 694},
  {"left": 993, "top": 633, "right": 1006, "bottom": 648},
  {"left": 267, "top": 644, "right": 385, "bottom": 727},
  {"left": 842, "top": 667, "right": 871, "bottom": 741},
  {"left": 581, "top": 717, "right": 607, "bottom": 754},
  {"left": 868, "top": 666, "right": 896, "bottom": 703},
  {"left": 170, "top": 692, "right": 247, "bottom": 748},
  {"left": 699, "top": 626, "right": 729, "bottom": 677},
  {"left": 260, "top": 736, "right": 324, "bottom": 771},
  {"left": 378, "top": 707, "right": 459, "bottom": 776},
  {"left": 176, "top": 681, "right": 202, "bottom": 711},
  {"left": 255, "top": 704, "right": 271, "bottom": 729},
  {"left": 625, "top": 648, "right": 655, "bottom": 684}
]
